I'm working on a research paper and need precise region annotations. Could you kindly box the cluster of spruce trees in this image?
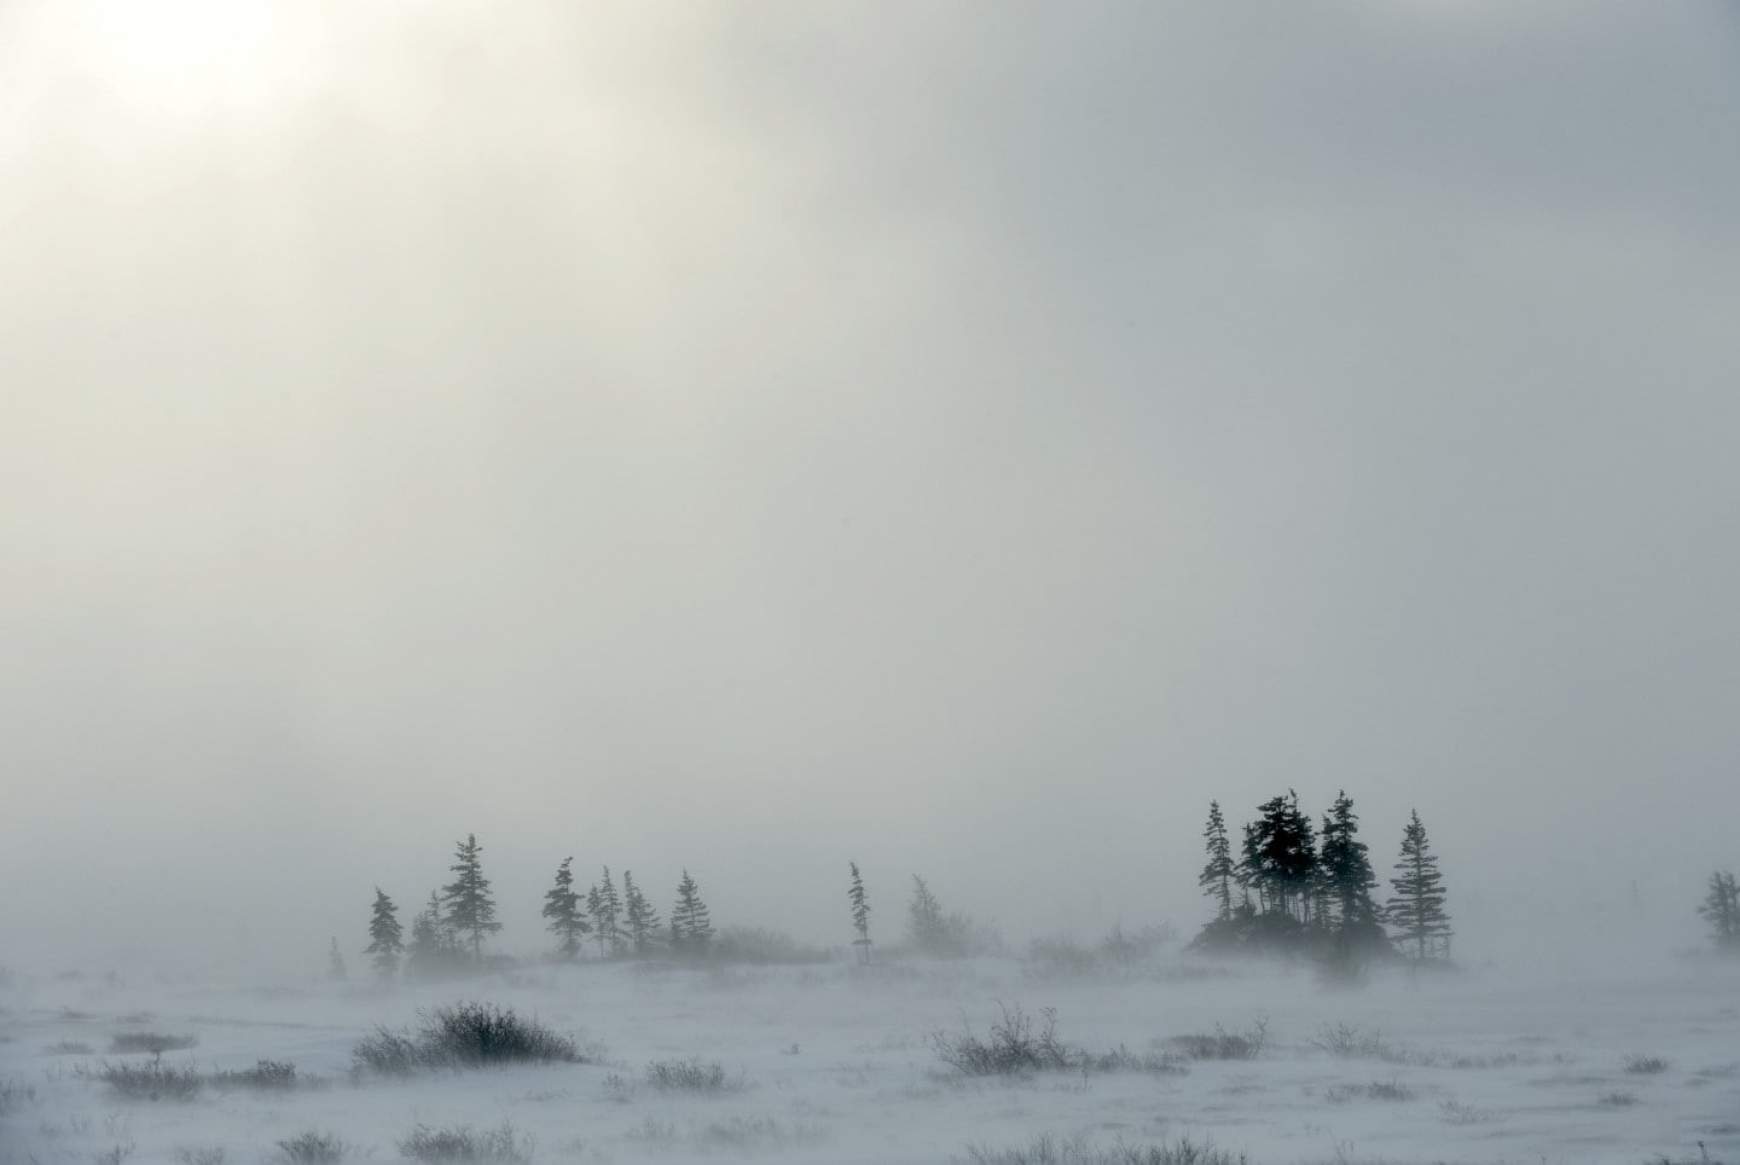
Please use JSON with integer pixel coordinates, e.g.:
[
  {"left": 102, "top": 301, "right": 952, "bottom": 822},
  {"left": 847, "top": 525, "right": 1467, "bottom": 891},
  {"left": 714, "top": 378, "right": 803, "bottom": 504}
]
[
  {"left": 1193, "top": 792, "right": 1452, "bottom": 967},
  {"left": 357, "top": 834, "right": 719, "bottom": 981}
]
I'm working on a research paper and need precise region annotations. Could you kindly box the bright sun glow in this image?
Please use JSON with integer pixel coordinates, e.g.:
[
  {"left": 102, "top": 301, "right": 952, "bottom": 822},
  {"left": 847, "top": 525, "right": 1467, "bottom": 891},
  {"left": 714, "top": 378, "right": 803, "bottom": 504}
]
[{"left": 76, "top": 0, "right": 298, "bottom": 116}]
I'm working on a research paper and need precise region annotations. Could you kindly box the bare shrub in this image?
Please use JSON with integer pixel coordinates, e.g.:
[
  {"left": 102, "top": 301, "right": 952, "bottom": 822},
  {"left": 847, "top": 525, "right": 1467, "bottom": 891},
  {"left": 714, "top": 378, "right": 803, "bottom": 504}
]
[
  {"left": 211, "top": 1060, "right": 297, "bottom": 1090},
  {"left": 1624, "top": 1054, "right": 1670, "bottom": 1075},
  {"left": 353, "top": 1004, "right": 587, "bottom": 1077},
  {"left": 1324, "top": 1080, "right": 1416, "bottom": 1103},
  {"left": 1165, "top": 1018, "right": 1268, "bottom": 1061},
  {"left": 1311, "top": 1023, "right": 1389, "bottom": 1059},
  {"left": 45, "top": 1041, "right": 95, "bottom": 1056},
  {"left": 0, "top": 1076, "right": 37, "bottom": 1114},
  {"left": 278, "top": 1132, "right": 347, "bottom": 1164},
  {"left": 398, "top": 1123, "right": 533, "bottom": 1164},
  {"left": 85, "top": 1059, "right": 203, "bottom": 1101},
  {"left": 352, "top": 1027, "right": 421, "bottom": 1076},
  {"left": 420, "top": 1003, "right": 579, "bottom": 1066},
  {"left": 1076, "top": 1045, "right": 1188, "bottom": 1076},
  {"left": 174, "top": 1147, "right": 227, "bottom": 1165},
  {"left": 644, "top": 1058, "right": 745, "bottom": 1093},
  {"left": 1438, "top": 1099, "right": 1497, "bottom": 1125},
  {"left": 963, "top": 1133, "right": 1247, "bottom": 1164},
  {"left": 109, "top": 1033, "right": 197, "bottom": 1055},
  {"left": 92, "top": 1143, "right": 136, "bottom": 1165},
  {"left": 932, "top": 1004, "right": 1072, "bottom": 1075},
  {"left": 1598, "top": 1091, "right": 1640, "bottom": 1107}
]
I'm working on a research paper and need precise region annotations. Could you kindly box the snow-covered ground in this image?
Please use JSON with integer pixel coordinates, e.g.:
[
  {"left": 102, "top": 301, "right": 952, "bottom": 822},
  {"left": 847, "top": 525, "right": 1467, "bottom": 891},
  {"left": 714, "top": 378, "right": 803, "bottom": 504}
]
[{"left": 3, "top": 954, "right": 1736, "bottom": 1165}]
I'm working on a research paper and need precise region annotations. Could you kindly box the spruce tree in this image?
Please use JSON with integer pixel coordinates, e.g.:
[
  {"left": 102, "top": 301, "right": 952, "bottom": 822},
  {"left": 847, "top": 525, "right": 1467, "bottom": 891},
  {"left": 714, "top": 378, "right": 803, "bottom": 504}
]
[
  {"left": 1319, "top": 791, "right": 1381, "bottom": 932},
  {"left": 592, "top": 867, "right": 622, "bottom": 957},
  {"left": 622, "top": 870, "right": 662, "bottom": 956},
  {"left": 1198, "top": 802, "right": 1235, "bottom": 921},
  {"left": 1699, "top": 869, "right": 1740, "bottom": 952},
  {"left": 364, "top": 887, "right": 404, "bottom": 980},
  {"left": 586, "top": 884, "right": 604, "bottom": 956},
  {"left": 670, "top": 869, "right": 713, "bottom": 957},
  {"left": 327, "top": 936, "right": 348, "bottom": 982},
  {"left": 542, "top": 857, "right": 590, "bottom": 961},
  {"left": 441, "top": 833, "right": 501, "bottom": 961},
  {"left": 1385, "top": 810, "right": 1452, "bottom": 961},
  {"left": 848, "top": 861, "right": 872, "bottom": 962}
]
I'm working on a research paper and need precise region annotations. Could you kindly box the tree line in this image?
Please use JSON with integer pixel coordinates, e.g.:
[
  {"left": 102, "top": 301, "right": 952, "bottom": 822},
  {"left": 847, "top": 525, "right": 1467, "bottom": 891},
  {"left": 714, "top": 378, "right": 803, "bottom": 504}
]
[
  {"left": 1192, "top": 792, "right": 1452, "bottom": 968},
  {"left": 350, "top": 832, "right": 1005, "bottom": 981}
]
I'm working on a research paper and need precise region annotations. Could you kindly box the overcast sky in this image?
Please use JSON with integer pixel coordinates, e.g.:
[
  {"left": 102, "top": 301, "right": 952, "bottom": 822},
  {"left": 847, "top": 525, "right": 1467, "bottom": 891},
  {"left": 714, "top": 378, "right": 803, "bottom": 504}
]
[{"left": 2, "top": 1, "right": 1737, "bottom": 976}]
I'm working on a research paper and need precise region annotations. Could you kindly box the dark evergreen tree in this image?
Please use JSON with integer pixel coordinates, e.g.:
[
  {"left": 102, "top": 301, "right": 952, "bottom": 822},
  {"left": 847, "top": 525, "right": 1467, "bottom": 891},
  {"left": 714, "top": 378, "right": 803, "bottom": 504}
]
[
  {"left": 1699, "top": 869, "right": 1739, "bottom": 952},
  {"left": 327, "top": 936, "right": 348, "bottom": 982},
  {"left": 592, "top": 867, "right": 623, "bottom": 957},
  {"left": 406, "top": 890, "right": 461, "bottom": 979},
  {"left": 670, "top": 869, "right": 713, "bottom": 957},
  {"left": 1385, "top": 810, "right": 1452, "bottom": 961},
  {"left": 364, "top": 887, "right": 404, "bottom": 979},
  {"left": 622, "top": 870, "right": 661, "bottom": 956},
  {"left": 585, "top": 884, "right": 604, "bottom": 955},
  {"left": 542, "top": 856, "right": 590, "bottom": 961},
  {"left": 441, "top": 833, "right": 501, "bottom": 961},
  {"left": 1245, "top": 792, "right": 1318, "bottom": 923},
  {"left": 848, "top": 861, "right": 872, "bottom": 962},
  {"left": 907, "top": 874, "right": 944, "bottom": 952},
  {"left": 1198, "top": 801, "right": 1235, "bottom": 921},
  {"left": 1319, "top": 791, "right": 1381, "bottom": 933}
]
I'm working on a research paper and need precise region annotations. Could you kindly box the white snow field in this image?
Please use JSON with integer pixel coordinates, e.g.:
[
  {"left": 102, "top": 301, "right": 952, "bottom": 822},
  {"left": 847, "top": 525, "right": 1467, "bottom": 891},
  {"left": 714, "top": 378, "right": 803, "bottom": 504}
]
[{"left": 3, "top": 955, "right": 1736, "bottom": 1165}]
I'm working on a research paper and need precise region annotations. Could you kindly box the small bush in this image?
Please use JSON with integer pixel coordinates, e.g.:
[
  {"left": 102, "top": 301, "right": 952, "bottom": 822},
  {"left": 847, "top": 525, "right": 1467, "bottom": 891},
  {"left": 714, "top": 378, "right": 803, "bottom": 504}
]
[
  {"left": 212, "top": 1059, "right": 297, "bottom": 1090},
  {"left": 0, "top": 1076, "right": 37, "bottom": 1115},
  {"left": 398, "top": 1123, "right": 533, "bottom": 1164},
  {"left": 1311, "top": 1023, "right": 1389, "bottom": 1059},
  {"left": 45, "top": 1041, "right": 96, "bottom": 1056},
  {"left": 963, "top": 1133, "right": 1247, "bottom": 1165},
  {"left": 421, "top": 1003, "right": 579, "bottom": 1067},
  {"left": 1076, "top": 1045, "right": 1188, "bottom": 1076},
  {"left": 278, "top": 1132, "right": 347, "bottom": 1164},
  {"left": 1598, "top": 1090, "right": 1640, "bottom": 1107},
  {"left": 932, "top": 1004, "right": 1072, "bottom": 1076},
  {"left": 1324, "top": 1080, "right": 1416, "bottom": 1103},
  {"left": 1438, "top": 1099, "right": 1497, "bottom": 1125},
  {"left": 353, "top": 1027, "right": 422, "bottom": 1076},
  {"left": 644, "top": 1058, "right": 744, "bottom": 1093},
  {"left": 87, "top": 1058, "right": 203, "bottom": 1101},
  {"left": 1624, "top": 1054, "right": 1670, "bottom": 1075},
  {"left": 354, "top": 1004, "right": 583, "bottom": 1076},
  {"left": 174, "top": 1147, "right": 227, "bottom": 1165},
  {"left": 1165, "top": 1018, "right": 1268, "bottom": 1061},
  {"left": 109, "top": 1033, "right": 197, "bottom": 1055},
  {"left": 92, "top": 1144, "right": 136, "bottom": 1165}
]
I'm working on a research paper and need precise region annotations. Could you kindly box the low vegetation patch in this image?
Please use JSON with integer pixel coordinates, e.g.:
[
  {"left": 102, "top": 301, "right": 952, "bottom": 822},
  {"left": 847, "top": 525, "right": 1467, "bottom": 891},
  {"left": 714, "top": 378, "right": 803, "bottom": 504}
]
[
  {"left": 174, "top": 1147, "right": 226, "bottom": 1165},
  {"left": 644, "top": 1057, "right": 745, "bottom": 1093},
  {"left": 353, "top": 1003, "right": 586, "bottom": 1076},
  {"left": 1624, "top": 1054, "right": 1670, "bottom": 1075},
  {"left": 82, "top": 1058, "right": 203, "bottom": 1101},
  {"left": 398, "top": 1123, "right": 533, "bottom": 1165},
  {"left": 211, "top": 1059, "right": 298, "bottom": 1090},
  {"left": 44, "top": 1040, "right": 95, "bottom": 1056},
  {"left": 277, "top": 1133, "right": 347, "bottom": 1165},
  {"left": 109, "top": 1032, "right": 197, "bottom": 1055},
  {"left": 0, "top": 1076, "right": 37, "bottom": 1115},
  {"left": 933, "top": 1004, "right": 1189, "bottom": 1078},
  {"left": 1164, "top": 1018, "right": 1269, "bottom": 1061},
  {"left": 1311, "top": 1023, "right": 1390, "bottom": 1059},
  {"left": 1598, "top": 1090, "right": 1640, "bottom": 1107},
  {"left": 933, "top": 1005, "right": 1072, "bottom": 1075},
  {"left": 962, "top": 1133, "right": 1247, "bottom": 1165},
  {"left": 1324, "top": 1079, "right": 1416, "bottom": 1103}
]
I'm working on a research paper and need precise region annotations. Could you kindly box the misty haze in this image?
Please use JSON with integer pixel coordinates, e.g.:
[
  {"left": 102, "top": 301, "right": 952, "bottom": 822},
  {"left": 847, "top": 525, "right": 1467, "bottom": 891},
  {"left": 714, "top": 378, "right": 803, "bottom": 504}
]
[{"left": 2, "top": 3, "right": 1737, "bottom": 1164}]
